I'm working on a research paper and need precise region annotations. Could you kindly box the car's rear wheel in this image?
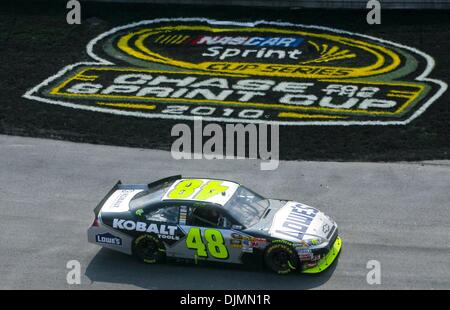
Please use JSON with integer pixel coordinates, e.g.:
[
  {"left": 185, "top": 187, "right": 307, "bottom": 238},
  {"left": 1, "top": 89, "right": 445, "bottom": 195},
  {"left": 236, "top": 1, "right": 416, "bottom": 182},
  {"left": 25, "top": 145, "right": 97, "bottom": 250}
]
[
  {"left": 132, "top": 234, "right": 166, "bottom": 264},
  {"left": 264, "top": 241, "right": 299, "bottom": 275}
]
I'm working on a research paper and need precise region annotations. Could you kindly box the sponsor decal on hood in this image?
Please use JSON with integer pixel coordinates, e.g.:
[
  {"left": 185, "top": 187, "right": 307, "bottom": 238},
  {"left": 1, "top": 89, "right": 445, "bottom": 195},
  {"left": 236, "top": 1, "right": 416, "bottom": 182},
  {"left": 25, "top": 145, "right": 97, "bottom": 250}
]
[{"left": 269, "top": 201, "right": 335, "bottom": 242}]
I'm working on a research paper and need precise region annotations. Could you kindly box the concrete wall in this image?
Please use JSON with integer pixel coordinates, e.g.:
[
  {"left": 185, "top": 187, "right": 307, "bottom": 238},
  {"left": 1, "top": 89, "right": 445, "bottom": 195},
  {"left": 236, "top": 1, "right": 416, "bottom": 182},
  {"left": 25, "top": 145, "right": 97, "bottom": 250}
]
[{"left": 83, "top": 0, "right": 450, "bottom": 9}]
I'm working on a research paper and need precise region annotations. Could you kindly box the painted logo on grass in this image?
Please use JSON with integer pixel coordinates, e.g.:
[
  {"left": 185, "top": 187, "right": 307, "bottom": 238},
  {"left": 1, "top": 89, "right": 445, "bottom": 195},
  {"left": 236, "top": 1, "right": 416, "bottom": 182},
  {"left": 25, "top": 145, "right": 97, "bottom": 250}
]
[{"left": 23, "top": 18, "right": 447, "bottom": 125}]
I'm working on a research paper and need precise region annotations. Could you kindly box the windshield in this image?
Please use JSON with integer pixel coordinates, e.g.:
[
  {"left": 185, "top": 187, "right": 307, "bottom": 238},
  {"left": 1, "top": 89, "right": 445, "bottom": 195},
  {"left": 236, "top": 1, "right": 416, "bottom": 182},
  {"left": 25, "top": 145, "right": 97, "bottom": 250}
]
[{"left": 225, "top": 186, "right": 269, "bottom": 227}]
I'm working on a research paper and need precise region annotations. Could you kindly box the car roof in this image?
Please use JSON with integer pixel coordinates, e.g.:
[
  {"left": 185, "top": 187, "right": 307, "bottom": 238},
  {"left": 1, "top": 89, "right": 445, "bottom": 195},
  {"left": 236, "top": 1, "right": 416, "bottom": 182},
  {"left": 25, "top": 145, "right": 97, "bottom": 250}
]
[{"left": 160, "top": 177, "right": 240, "bottom": 207}]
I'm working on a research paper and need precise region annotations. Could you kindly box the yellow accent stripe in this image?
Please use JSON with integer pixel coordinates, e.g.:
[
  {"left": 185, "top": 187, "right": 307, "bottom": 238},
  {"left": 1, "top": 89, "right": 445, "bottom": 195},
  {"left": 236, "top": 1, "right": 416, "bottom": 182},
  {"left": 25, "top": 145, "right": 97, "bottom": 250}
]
[
  {"left": 387, "top": 94, "right": 413, "bottom": 99},
  {"left": 308, "top": 40, "right": 321, "bottom": 52},
  {"left": 96, "top": 102, "right": 156, "bottom": 110},
  {"left": 74, "top": 78, "right": 96, "bottom": 81},
  {"left": 278, "top": 112, "right": 346, "bottom": 119},
  {"left": 49, "top": 71, "right": 100, "bottom": 95},
  {"left": 389, "top": 90, "right": 416, "bottom": 94},
  {"left": 176, "top": 35, "right": 190, "bottom": 44}
]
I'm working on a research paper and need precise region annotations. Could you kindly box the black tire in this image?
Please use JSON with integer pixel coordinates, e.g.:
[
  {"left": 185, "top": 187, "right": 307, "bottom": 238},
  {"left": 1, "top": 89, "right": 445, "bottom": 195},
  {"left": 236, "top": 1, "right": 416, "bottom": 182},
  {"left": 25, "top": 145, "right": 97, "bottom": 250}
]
[
  {"left": 264, "top": 241, "right": 299, "bottom": 275},
  {"left": 132, "top": 234, "right": 166, "bottom": 264}
]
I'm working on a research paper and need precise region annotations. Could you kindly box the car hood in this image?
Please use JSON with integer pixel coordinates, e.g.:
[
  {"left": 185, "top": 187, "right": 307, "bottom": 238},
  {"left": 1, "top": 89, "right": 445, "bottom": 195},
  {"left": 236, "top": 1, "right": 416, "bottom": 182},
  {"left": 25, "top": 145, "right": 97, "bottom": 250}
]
[{"left": 265, "top": 201, "right": 336, "bottom": 243}]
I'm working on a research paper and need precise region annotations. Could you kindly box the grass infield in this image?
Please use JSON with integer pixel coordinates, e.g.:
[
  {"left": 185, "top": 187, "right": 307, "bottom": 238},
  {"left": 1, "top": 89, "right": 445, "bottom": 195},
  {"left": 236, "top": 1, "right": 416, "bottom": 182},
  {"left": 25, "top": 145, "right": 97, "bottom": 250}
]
[{"left": 1, "top": 1, "right": 449, "bottom": 161}]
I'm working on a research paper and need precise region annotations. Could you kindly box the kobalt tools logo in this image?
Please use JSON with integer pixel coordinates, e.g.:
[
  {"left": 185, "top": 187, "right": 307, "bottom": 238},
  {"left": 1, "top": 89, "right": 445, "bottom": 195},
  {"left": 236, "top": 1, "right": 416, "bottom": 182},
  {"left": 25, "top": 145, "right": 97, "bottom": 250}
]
[
  {"left": 23, "top": 18, "right": 447, "bottom": 125},
  {"left": 112, "top": 219, "right": 181, "bottom": 240}
]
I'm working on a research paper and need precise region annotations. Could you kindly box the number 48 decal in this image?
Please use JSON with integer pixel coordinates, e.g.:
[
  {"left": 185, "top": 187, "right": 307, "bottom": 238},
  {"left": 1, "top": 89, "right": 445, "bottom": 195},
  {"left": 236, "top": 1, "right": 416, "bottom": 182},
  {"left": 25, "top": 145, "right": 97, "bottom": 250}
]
[
  {"left": 186, "top": 227, "right": 229, "bottom": 259},
  {"left": 168, "top": 180, "right": 229, "bottom": 201}
]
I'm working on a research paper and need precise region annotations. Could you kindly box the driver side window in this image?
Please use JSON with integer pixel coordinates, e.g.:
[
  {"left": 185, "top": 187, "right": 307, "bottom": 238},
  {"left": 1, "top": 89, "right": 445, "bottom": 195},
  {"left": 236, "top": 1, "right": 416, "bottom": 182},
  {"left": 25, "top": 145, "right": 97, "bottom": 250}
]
[
  {"left": 144, "top": 206, "right": 179, "bottom": 224},
  {"left": 187, "top": 206, "right": 231, "bottom": 229}
]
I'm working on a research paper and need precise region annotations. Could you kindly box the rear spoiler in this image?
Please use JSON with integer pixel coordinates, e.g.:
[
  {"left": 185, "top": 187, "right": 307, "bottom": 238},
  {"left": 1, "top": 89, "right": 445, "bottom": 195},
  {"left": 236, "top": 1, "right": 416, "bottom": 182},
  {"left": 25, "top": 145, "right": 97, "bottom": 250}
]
[{"left": 93, "top": 180, "right": 122, "bottom": 216}]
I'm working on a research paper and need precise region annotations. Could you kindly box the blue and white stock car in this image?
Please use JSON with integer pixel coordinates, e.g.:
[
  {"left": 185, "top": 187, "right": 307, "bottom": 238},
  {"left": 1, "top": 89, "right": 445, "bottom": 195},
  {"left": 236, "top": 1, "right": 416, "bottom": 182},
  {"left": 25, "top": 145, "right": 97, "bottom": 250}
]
[{"left": 88, "top": 175, "right": 342, "bottom": 274}]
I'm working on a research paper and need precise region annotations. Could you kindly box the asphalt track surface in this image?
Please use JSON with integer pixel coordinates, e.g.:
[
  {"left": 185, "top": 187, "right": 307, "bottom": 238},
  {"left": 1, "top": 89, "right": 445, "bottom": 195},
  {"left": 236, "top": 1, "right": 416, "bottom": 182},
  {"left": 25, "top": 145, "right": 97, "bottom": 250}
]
[{"left": 1, "top": 134, "right": 449, "bottom": 290}]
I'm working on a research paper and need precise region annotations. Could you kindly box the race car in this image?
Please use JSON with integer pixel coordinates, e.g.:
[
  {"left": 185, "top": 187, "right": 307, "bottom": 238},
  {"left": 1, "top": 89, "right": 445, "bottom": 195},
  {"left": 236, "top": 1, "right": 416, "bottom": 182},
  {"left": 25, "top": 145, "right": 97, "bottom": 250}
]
[{"left": 88, "top": 176, "right": 341, "bottom": 274}]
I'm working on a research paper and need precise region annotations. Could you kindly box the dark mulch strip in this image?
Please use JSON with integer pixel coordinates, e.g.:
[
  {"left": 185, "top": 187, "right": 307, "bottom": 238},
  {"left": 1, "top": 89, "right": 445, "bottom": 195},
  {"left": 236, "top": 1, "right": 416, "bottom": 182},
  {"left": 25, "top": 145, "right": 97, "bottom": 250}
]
[{"left": 1, "top": 1, "right": 449, "bottom": 161}]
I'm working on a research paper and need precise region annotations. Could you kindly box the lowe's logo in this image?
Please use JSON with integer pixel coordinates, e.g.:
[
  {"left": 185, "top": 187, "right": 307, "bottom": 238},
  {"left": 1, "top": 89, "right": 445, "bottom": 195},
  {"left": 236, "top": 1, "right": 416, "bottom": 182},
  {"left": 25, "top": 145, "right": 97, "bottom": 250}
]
[
  {"left": 274, "top": 204, "right": 318, "bottom": 240},
  {"left": 96, "top": 233, "right": 122, "bottom": 246}
]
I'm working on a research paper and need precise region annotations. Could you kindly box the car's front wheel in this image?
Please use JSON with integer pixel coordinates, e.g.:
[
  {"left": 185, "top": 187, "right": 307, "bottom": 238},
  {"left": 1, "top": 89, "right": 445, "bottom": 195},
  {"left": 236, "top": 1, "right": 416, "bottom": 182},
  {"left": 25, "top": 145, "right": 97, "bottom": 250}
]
[
  {"left": 264, "top": 241, "right": 299, "bottom": 275},
  {"left": 132, "top": 234, "right": 166, "bottom": 264}
]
